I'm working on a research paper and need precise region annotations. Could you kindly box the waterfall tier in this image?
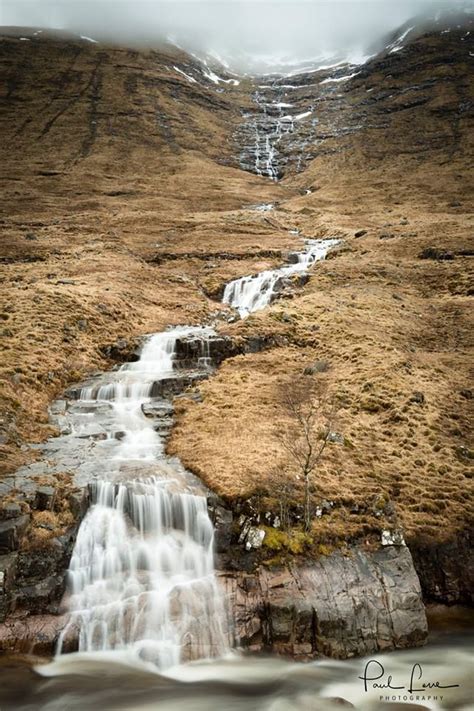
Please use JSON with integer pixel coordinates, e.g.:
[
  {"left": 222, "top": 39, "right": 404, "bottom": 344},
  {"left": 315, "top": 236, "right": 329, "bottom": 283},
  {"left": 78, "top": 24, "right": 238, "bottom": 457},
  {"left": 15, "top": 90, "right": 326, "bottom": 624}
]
[{"left": 223, "top": 239, "right": 339, "bottom": 317}]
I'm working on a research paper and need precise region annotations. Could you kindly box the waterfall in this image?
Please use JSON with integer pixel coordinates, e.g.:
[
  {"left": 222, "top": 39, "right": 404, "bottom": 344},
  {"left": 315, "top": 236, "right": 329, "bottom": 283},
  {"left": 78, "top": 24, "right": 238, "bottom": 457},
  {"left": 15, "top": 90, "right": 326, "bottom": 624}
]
[
  {"left": 223, "top": 238, "right": 339, "bottom": 317},
  {"left": 57, "top": 240, "right": 338, "bottom": 668},
  {"left": 58, "top": 326, "right": 228, "bottom": 669}
]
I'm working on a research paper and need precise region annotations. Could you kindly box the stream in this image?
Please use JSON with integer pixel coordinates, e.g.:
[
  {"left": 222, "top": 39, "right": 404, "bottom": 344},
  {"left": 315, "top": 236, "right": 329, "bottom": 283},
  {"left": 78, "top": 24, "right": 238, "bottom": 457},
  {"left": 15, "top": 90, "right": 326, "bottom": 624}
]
[{"left": 0, "top": 630, "right": 472, "bottom": 710}]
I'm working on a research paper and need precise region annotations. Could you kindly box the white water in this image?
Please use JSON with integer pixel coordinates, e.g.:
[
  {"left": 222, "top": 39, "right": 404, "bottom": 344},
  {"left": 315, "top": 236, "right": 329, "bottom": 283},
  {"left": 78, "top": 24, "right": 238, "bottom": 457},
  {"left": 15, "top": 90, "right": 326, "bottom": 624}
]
[
  {"left": 58, "top": 326, "right": 228, "bottom": 670},
  {"left": 223, "top": 238, "right": 339, "bottom": 317},
  {"left": 248, "top": 89, "right": 298, "bottom": 179}
]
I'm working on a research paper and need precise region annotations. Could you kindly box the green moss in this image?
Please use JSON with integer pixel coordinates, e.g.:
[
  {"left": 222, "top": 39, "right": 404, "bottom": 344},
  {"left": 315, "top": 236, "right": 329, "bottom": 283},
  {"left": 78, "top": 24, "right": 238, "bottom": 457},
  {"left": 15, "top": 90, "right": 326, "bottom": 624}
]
[
  {"left": 317, "top": 543, "right": 334, "bottom": 556},
  {"left": 262, "top": 527, "right": 312, "bottom": 554}
]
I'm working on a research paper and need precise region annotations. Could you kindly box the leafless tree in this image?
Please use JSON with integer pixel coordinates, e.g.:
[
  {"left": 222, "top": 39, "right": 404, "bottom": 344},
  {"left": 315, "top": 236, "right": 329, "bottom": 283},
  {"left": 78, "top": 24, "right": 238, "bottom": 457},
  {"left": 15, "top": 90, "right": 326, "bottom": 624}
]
[{"left": 276, "top": 376, "right": 337, "bottom": 531}]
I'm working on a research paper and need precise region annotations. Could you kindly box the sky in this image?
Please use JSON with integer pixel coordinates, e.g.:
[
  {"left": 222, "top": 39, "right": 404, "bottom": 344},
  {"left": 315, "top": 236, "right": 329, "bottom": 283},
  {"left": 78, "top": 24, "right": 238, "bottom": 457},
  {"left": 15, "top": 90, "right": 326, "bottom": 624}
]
[{"left": 1, "top": 0, "right": 472, "bottom": 70}]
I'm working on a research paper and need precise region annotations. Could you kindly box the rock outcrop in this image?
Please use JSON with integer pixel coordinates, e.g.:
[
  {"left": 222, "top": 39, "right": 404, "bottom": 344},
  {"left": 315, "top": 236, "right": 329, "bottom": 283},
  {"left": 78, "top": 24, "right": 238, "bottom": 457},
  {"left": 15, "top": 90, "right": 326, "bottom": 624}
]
[
  {"left": 409, "top": 532, "right": 474, "bottom": 605},
  {"left": 221, "top": 546, "right": 428, "bottom": 659}
]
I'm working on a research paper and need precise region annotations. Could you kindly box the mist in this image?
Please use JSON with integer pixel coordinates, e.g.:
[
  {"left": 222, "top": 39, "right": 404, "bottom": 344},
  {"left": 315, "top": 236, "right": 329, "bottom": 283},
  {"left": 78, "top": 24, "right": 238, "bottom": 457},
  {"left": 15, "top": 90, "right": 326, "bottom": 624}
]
[{"left": 1, "top": 0, "right": 472, "bottom": 70}]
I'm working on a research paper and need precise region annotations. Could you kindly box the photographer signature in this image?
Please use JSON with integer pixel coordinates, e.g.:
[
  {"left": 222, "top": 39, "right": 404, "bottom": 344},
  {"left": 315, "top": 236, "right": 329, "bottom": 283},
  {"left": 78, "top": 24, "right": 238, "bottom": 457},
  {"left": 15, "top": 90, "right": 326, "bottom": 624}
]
[{"left": 359, "top": 660, "right": 460, "bottom": 693}]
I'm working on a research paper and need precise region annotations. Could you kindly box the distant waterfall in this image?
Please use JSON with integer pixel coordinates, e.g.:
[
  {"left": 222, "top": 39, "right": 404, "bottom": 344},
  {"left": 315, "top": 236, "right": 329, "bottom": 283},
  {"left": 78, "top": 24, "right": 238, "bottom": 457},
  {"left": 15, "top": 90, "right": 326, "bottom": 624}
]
[
  {"left": 57, "top": 327, "right": 228, "bottom": 669},
  {"left": 247, "top": 89, "right": 295, "bottom": 180}
]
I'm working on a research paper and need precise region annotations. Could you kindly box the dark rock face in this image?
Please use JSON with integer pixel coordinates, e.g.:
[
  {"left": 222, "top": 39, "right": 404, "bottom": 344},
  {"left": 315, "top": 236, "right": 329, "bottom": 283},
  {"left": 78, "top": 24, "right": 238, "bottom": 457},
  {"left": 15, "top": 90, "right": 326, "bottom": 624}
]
[
  {"left": 174, "top": 333, "right": 281, "bottom": 369},
  {"left": 100, "top": 337, "right": 142, "bottom": 362},
  {"left": 0, "top": 516, "right": 30, "bottom": 554},
  {"left": 409, "top": 532, "right": 474, "bottom": 605},
  {"left": 221, "top": 546, "right": 427, "bottom": 659},
  {"left": 0, "top": 526, "right": 79, "bottom": 626}
]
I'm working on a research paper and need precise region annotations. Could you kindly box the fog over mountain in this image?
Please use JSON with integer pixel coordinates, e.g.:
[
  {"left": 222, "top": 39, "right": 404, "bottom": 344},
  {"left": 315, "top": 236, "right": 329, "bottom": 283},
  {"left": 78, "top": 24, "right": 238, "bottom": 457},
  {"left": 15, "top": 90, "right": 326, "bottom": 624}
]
[{"left": 1, "top": 0, "right": 473, "bottom": 71}]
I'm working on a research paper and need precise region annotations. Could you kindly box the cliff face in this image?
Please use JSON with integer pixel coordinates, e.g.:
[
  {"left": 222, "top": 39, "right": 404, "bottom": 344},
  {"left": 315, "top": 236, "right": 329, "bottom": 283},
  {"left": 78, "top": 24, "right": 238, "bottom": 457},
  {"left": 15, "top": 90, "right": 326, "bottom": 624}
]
[
  {"left": 0, "top": 15, "right": 473, "bottom": 658},
  {"left": 222, "top": 546, "right": 427, "bottom": 659}
]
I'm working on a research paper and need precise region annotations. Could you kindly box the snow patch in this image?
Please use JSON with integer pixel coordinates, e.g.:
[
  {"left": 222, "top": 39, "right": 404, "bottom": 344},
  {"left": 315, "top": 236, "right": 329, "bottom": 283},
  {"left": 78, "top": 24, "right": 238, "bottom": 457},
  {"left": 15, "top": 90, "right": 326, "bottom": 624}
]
[
  {"left": 387, "top": 25, "right": 414, "bottom": 54},
  {"left": 201, "top": 66, "right": 239, "bottom": 86},
  {"left": 320, "top": 72, "right": 359, "bottom": 85},
  {"left": 80, "top": 35, "right": 98, "bottom": 43},
  {"left": 173, "top": 66, "right": 197, "bottom": 84}
]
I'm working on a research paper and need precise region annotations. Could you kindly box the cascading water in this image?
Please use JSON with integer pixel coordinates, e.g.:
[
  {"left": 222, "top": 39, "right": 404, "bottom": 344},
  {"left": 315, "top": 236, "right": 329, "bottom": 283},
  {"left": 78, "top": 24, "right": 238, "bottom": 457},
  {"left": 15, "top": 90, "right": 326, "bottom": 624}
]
[
  {"left": 57, "top": 326, "right": 229, "bottom": 670},
  {"left": 242, "top": 88, "right": 296, "bottom": 180},
  {"left": 223, "top": 238, "right": 339, "bottom": 317}
]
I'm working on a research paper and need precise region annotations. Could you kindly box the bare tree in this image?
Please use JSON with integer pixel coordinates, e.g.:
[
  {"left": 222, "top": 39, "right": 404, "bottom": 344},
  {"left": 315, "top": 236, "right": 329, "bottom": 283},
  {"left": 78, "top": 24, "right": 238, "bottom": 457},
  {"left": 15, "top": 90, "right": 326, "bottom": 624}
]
[{"left": 276, "top": 376, "right": 337, "bottom": 531}]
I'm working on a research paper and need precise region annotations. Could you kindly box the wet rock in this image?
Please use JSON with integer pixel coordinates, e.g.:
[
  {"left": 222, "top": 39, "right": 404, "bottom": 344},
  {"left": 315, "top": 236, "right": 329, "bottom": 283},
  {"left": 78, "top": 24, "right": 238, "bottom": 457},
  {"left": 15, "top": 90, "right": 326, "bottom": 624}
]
[
  {"left": 287, "top": 252, "right": 301, "bottom": 264},
  {"left": 68, "top": 489, "right": 89, "bottom": 518},
  {"left": 0, "top": 554, "right": 17, "bottom": 621},
  {"left": 410, "top": 532, "right": 473, "bottom": 605},
  {"left": 141, "top": 401, "right": 174, "bottom": 419},
  {"left": 174, "top": 335, "right": 238, "bottom": 368},
  {"left": 100, "top": 338, "right": 140, "bottom": 362},
  {"left": 149, "top": 372, "right": 208, "bottom": 399},
  {"left": 222, "top": 545, "right": 427, "bottom": 659},
  {"left": 454, "top": 445, "right": 473, "bottom": 461},
  {"left": 49, "top": 399, "right": 67, "bottom": 416},
  {"left": 14, "top": 574, "right": 65, "bottom": 613},
  {"left": 174, "top": 391, "right": 203, "bottom": 403},
  {"left": 0, "top": 516, "right": 30, "bottom": 553},
  {"left": 0, "top": 612, "right": 70, "bottom": 655},
  {"left": 208, "top": 498, "right": 233, "bottom": 554}
]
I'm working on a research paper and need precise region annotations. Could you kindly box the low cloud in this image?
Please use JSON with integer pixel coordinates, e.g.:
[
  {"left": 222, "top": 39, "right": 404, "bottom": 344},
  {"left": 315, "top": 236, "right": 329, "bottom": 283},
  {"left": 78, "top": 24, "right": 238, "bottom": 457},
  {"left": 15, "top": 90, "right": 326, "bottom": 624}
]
[{"left": 1, "top": 0, "right": 472, "bottom": 70}]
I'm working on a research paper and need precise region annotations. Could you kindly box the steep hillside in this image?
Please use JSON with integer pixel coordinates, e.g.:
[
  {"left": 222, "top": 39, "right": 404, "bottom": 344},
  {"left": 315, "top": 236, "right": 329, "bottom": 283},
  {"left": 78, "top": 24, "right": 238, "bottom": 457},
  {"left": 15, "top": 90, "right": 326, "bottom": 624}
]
[{"left": 1, "top": 17, "right": 473, "bottom": 604}]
